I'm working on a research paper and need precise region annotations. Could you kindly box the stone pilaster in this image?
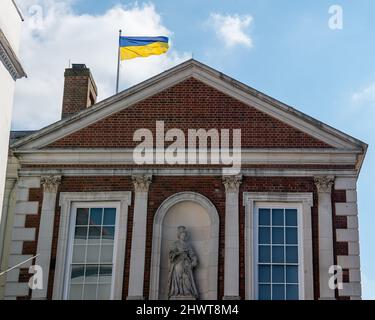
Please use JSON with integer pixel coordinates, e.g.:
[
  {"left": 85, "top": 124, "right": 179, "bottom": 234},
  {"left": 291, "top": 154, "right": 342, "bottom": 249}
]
[
  {"left": 32, "top": 176, "right": 61, "bottom": 299},
  {"left": 222, "top": 175, "right": 242, "bottom": 300},
  {"left": 127, "top": 175, "right": 152, "bottom": 300},
  {"left": 314, "top": 176, "right": 335, "bottom": 299}
]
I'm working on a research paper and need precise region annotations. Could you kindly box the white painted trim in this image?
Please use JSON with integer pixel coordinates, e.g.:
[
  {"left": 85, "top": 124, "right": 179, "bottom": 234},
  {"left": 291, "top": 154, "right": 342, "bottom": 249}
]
[
  {"left": 18, "top": 168, "right": 358, "bottom": 178},
  {"left": 253, "top": 203, "right": 304, "bottom": 300},
  {"left": 14, "top": 148, "right": 360, "bottom": 166},
  {"left": 52, "top": 192, "right": 131, "bottom": 300},
  {"left": 63, "top": 201, "right": 120, "bottom": 300},
  {"left": 243, "top": 192, "right": 314, "bottom": 300},
  {"left": 149, "top": 192, "right": 219, "bottom": 300},
  {"left": 11, "top": 60, "right": 365, "bottom": 152}
]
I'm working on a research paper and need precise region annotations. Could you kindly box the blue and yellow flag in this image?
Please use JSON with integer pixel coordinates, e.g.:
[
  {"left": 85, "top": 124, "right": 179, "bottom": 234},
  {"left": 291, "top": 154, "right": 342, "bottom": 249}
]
[{"left": 119, "top": 36, "right": 169, "bottom": 60}]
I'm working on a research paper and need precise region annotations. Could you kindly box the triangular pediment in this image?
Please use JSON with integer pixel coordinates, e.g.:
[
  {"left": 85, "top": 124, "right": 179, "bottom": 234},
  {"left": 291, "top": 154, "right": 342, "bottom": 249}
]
[{"left": 11, "top": 59, "right": 366, "bottom": 153}]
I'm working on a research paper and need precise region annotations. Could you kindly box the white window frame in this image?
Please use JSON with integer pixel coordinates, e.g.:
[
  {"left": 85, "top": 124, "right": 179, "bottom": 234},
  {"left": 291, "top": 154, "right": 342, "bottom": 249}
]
[
  {"left": 243, "top": 192, "right": 314, "bottom": 300},
  {"left": 254, "top": 202, "right": 304, "bottom": 300},
  {"left": 53, "top": 192, "right": 131, "bottom": 300},
  {"left": 64, "top": 201, "right": 120, "bottom": 300}
]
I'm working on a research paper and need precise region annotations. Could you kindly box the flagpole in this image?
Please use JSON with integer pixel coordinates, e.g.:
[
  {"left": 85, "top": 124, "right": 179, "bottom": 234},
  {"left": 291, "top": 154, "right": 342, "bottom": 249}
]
[{"left": 116, "top": 29, "right": 122, "bottom": 94}]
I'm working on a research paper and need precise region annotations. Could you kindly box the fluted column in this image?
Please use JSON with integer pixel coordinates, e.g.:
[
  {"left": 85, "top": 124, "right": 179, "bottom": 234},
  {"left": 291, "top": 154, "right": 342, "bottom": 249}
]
[
  {"left": 32, "top": 175, "right": 61, "bottom": 299},
  {"left": 223, "top": 175, "right": 242, "bottom": 299},
  {"left": 127, "top": 175, "right": 152, "bottom": 300},
  {"left": 314, "top": 176, "right": 335, "bottom": 299}
]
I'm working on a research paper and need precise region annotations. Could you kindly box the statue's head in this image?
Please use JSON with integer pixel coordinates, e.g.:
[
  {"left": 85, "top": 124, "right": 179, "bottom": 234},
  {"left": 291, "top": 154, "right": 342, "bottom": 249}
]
[{"left": 177, "top": 226, "right": 188, "bottom": 241}]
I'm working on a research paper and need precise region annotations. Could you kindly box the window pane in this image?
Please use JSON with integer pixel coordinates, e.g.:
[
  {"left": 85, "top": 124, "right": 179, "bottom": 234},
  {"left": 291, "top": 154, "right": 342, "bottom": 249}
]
[
  {"left": 85, "top": 265, "right": 99, "bottom": 283},
  {"left": 272, "top": 246, "right": 284, "bottom": 263},
  {"left": 71, "top": 265, "right": 85, "bottom": 283},
  {"left": 103, "top": 208, "right": 116, "bottom": 225},
  {"left": 100, "top": 245, "right": 114, "bottom": 263},
  {"left": 72, "top": 245, "right": 86, "bottom": 263},
  {"left": 286, "top": 284, "right": 299, "bottom": 300},
  {"left": 286, "top": 246, "right": 298, "bottom": 263},
  {"left": 272, "top": 265, "right": 285, "bottom": 283},
  {"left": 258, "top": 265, "right": 271, "bottom": 283},
  {"left": 97, "top": 284, "right": 111, "bottom": 300},
  {"left": 89, "top": 208, "right": 103, "bottom": 225},
  {"left": 102, "top": 226, "right": 115, "bottom": 241},
  {"left": 69, "top": 207, "right": 117, "bottom": 300},
  {"left": 272, "top": 227, "right": 284, "bottom": 244},
  {"left": 74, "top": 227, "right": 87, "bottom": 242},
  {"left": 76, "top": 208, "right": 89, "bottom": 225},
  {"left": 83, "top": 284, "right": 97, "bottom": 300},
  {"left": 285, "top": 209, "right": 297, "bottom": 226},
  {"left": 272, "top": 284, "right": 285, "bottom": 300},
  {"left": 259, "top": 227, "right": 270, "bottom": 244},
  {"left": 99, "top": 265, "right": 112, "bottom": 283},
  {"left": 259, "top": 246, "right": 271, "bottom": 263},
  {"left": 286, "top": 266, "right": 298, "bottom": 283},
  {"left": 86, "top": 245, "right": 100, "bottom": 263},
  {"left": 272, "top": 209, "right": 284, "bottom": 226},
  {"left": 258, "top": 284, "right": 271, "bottom": 300},
  {"left": 88, "top": 226, "right": 101, "bottom": 241},
  {"left": 286, "top": 228, "right": 298, "bottom": 244},
  {"left": 257, "top": 207, "right": 300, "bottom": 301},
  {"left": 259, "top": 209, "right": 270, "bottom": 225},
  {"left": 69, "top": 284, "right": 83, "bottom": 300}
]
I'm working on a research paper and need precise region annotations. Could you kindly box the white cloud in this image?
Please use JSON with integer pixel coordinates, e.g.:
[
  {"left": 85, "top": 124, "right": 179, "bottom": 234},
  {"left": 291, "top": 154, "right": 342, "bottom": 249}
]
[
  {"left": 352, "top": 82, "right": 375, "bottom": 107},
  {"left": 13, "top": 0, "right": 189, "bottom": 130},
  {"left": 208, "top": 13, "right": 253, "bottom": 48}
]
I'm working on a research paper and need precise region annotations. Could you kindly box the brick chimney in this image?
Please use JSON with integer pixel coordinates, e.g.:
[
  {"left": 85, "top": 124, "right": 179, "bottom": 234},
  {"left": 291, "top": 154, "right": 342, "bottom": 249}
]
[{"left": 61, "top": 64, "right": 98, "bottom": 119}]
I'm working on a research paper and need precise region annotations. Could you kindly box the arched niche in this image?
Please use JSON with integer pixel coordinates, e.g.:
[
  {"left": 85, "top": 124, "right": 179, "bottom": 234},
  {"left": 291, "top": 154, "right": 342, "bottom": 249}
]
[{"left": 149, "top": 192, "right": 219, "bottom": 300}]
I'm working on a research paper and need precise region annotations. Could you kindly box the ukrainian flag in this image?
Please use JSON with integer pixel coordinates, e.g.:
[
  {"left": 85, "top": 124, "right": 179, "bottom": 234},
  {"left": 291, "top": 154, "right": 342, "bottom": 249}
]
[{"left": 119, "top": 36, "right": 169, "bottom": 60}]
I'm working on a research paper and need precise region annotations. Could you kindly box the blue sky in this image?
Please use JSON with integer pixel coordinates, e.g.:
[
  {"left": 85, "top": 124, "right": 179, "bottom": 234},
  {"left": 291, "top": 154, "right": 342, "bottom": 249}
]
[{"left": 14, "top": 0, "right": 375, "bottom": 298}]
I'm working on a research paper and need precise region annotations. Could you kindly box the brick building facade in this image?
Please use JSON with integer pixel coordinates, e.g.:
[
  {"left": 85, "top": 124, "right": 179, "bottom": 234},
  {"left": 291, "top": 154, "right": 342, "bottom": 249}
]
[{"left": 0, "top": 60, "right": 367, "bottom": 300}]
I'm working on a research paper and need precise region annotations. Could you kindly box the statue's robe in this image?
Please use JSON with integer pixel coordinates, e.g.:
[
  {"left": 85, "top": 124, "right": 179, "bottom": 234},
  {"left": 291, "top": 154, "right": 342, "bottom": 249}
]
[{"left": 167, "top": 240, "right": 198, "bottom": 298}]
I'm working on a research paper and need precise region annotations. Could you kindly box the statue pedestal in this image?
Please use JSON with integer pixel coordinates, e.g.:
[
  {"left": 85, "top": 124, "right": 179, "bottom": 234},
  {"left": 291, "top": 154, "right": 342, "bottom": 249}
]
[{"left": 169, "top": 296, "right": 196, "bottom": 300}]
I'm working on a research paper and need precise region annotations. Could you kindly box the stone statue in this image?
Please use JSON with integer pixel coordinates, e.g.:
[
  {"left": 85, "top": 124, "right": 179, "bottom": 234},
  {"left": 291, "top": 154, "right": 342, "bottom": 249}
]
[{"left": 167, "top": 226, "right": 199, "bottom": 299}]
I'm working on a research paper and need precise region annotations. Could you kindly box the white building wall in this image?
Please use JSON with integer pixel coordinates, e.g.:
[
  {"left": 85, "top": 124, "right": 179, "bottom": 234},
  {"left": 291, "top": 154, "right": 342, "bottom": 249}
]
[
  {"left": 0, "top": 1, "right": 22, "bottom": 52},
  {"left": 0, "top": 0, "right": 24, "bottom": 264}
]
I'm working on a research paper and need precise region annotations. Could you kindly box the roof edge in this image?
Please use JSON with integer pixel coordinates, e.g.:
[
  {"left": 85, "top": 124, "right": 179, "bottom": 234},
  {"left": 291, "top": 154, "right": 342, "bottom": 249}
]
[{"left": 10, "top": 59, "right": 367, "bottom": 153}]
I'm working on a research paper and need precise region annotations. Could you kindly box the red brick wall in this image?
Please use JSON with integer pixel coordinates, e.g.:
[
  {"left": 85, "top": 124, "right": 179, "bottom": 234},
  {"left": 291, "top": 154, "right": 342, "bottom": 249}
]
[
  {"left": 47, "top": 78, "right": 332, "bottom": 149},
  {"left": 62, "top": 75, "right": 89, "bottom": 117}
]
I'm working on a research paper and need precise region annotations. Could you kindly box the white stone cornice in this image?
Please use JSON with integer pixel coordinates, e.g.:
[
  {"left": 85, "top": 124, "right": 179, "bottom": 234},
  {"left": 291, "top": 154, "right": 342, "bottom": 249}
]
[
  {"left": 41, "top": 175, "right": 61, "bottom": 193},
  {"left": 314, "top": 176, "right": 335, "bottom": 193},
  {"left": 19, "top": 168, "right": 358, "bottom": 178},
  {"left": 0, "top": 28, "right": 26, "bottom": 80},
  {"left": 223, "top": 175, "right": 242, "bottom": 193},
  {"left": 132, "top": 175, "right": 152, "bottom": 193}
]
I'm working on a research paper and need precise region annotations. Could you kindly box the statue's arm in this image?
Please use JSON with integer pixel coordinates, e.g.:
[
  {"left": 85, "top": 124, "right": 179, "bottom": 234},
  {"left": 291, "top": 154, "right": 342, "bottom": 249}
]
[
  {"left": 189, "top": 246, "right": 198, "bottom": 267},
  {"left": 169, "top": 243, "right": 178, "bottom": 262}
]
